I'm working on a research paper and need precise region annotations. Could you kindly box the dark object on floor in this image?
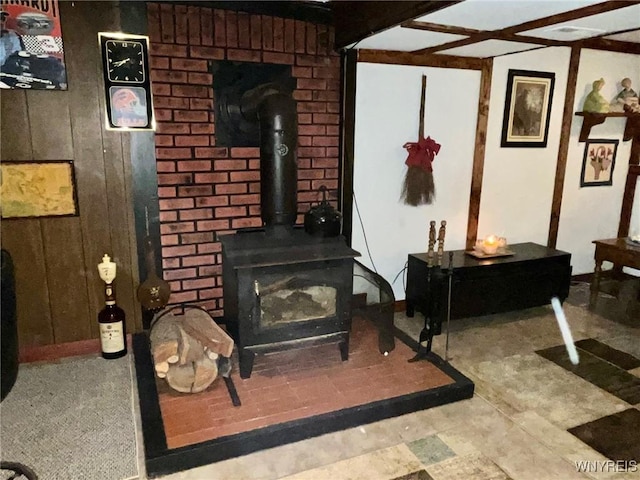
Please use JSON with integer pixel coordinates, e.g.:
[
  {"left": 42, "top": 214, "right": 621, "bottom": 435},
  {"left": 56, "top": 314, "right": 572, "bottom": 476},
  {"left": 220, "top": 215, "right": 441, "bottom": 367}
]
[
  {"left": 568, "top": 408, "right": 640, "bottom": 462},
  {"left": 0, "top": 461, "right": 39, "bottom": 480},
  {"left": 536, "top": 341, "right": 640, "bottom": 404},
  {"left": 1, "top": 249, "right": 18, "bottom": 402}
]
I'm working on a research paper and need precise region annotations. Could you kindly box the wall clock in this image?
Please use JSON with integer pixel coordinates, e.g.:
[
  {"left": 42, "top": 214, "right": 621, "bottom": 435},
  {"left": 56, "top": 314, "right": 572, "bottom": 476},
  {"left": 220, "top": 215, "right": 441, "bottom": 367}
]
[{"left": 98, "top": 32, "right": 155, "bottom": 131}]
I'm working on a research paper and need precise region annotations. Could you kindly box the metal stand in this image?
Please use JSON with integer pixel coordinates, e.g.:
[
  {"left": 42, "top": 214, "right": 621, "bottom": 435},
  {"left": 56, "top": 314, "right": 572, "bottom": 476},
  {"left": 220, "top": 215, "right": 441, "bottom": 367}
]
[
  {"left": 409, "top": 251, "right": 454, "bottom": 363},
  {"left": 444, "top": 251, "right": 454, "bottom": 362}
]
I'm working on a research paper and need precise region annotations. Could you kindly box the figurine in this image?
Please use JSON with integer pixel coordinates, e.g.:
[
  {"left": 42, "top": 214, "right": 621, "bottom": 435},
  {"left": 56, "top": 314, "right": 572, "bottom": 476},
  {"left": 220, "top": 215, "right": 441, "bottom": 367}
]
[
  {"left": 437, "top": 220, "right": 446, "bottom": 265},
  {"left": 611, "top": 77, "right": 639, "bottom": 112},
  {"left": 427, "top": 221, "right": 436, "bottom": 266},
  {"left": 582, "top": 78, "right": 609, "bottom": 113},
  {"left": 615, "top": 77, "right": 638, "bottom": 103}
]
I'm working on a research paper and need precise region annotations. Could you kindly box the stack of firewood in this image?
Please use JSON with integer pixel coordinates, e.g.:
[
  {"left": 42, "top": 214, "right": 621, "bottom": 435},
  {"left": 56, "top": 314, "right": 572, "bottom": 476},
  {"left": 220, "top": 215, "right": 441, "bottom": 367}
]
[{"left": 150, "top": 308, "right": 234, "bottom": 394}]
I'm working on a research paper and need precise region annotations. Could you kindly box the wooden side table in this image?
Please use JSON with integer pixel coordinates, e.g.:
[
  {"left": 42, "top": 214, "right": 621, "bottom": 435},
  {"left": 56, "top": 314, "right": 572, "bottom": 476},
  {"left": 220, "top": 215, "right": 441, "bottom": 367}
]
[{"left": 590, "top": 238, "right": 640, "bottom": 307}]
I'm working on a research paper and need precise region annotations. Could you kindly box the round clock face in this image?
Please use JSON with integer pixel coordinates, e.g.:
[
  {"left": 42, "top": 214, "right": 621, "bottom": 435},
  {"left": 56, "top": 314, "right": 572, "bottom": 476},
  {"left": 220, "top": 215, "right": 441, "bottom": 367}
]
[{"left": 105, "top": 40, "right": 145, "bottom": 83}]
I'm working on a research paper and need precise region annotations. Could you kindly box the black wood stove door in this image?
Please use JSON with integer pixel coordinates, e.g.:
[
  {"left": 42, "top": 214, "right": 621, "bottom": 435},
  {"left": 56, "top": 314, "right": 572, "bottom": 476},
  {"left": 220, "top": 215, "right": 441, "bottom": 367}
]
[{"left": 223, "top": 257, "right": 353, "bottom": 378}]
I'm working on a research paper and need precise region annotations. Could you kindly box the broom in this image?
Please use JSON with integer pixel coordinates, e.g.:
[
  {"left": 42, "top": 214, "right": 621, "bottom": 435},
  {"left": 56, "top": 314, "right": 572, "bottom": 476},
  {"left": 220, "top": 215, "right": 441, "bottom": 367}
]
[{"left": 401, "top": 75, "right": 441, "bottom": 206}]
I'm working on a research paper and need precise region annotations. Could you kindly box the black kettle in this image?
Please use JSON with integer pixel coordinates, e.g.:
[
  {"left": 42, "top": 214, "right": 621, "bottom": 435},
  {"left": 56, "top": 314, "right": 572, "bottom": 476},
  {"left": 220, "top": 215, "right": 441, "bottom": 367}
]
[{"left": 304, "top": 186, "right": 342, "bottom": 237}]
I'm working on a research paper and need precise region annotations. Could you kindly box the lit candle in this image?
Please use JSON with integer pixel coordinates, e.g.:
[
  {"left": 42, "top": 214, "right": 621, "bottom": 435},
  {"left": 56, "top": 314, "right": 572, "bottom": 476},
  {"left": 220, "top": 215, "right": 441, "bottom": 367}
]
[{"left": 482, "top": 235, "right": 499, "bottom": 254}]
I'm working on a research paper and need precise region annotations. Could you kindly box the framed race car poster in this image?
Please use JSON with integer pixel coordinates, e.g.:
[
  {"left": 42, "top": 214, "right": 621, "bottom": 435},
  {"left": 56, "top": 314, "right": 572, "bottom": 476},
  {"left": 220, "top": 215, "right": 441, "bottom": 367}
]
[{"left": 0, "top": 0, "right": 68, "bottom": 90}]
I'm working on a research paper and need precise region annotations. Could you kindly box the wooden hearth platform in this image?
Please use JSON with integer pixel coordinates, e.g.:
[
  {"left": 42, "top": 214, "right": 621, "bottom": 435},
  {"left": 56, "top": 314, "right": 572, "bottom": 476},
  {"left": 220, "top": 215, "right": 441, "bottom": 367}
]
[{"left": 133, "top": 316, "right": 474, "bottom": 478}]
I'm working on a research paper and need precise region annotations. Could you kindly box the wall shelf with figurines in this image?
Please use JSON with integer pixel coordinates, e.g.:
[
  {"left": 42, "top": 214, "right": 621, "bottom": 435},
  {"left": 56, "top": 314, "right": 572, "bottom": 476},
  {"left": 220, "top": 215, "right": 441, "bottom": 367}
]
[
  {"left": 574, "top": 111, "right": 640, "bottom": 143},
  {"left": 575, "top": 76, "right": 640, "bottom": 143}
]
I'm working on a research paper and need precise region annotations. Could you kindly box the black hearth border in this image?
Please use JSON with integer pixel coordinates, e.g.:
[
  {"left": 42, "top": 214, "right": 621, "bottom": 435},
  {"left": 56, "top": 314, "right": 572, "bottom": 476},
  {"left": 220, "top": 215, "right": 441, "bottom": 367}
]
[{"left": 133, "top": 328, "right": 475, "bottom": 478}]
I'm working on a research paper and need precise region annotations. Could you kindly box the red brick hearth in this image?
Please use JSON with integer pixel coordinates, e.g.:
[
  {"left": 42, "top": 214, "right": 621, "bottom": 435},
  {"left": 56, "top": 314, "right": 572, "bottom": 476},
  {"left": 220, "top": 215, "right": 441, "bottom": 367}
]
[
  {"left": 146, "top": 3, "right": 341, "bottom": 317},
  {"left": 156, "top": 317, "right": 456, "bottom": 449}
]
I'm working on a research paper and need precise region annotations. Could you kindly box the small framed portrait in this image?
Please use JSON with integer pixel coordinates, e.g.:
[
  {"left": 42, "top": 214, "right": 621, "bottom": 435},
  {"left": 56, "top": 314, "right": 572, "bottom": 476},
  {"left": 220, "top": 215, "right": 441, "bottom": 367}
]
[
  {"left": 580, "top": 139, "right": 618, "bottom": 187},
  {"left": 501, "top": 69, "right": 555, "bottom": 148}
]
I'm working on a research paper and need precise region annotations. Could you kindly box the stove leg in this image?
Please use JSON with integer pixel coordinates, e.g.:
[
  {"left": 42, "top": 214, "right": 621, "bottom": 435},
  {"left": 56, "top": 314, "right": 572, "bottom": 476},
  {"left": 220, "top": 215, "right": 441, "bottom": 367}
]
[
  {"left": 406, "top": 299, "right": 415, "bottom": 317},
  {"left": 339, "top": 337, "right": 349, "bottom": 361},
  {"left": 239, "top": 348, "right": 255, "bottom": 379}
]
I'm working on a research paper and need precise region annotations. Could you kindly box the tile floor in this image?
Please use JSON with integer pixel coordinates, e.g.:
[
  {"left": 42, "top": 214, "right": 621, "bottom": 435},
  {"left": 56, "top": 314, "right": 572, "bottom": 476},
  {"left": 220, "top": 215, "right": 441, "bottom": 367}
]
[{"left": 141, "top": 280, "right": 640, "bottom": 480}]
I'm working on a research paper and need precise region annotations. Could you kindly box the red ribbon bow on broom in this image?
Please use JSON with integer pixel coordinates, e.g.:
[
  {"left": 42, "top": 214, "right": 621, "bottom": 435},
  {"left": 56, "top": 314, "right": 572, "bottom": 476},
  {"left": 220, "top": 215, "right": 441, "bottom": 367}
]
[
  {"left": 401, "top": 75, "right": 441, "bottom": 206},
  {"left": 403, "top": 136, "right": 441, "bottom": 172}
]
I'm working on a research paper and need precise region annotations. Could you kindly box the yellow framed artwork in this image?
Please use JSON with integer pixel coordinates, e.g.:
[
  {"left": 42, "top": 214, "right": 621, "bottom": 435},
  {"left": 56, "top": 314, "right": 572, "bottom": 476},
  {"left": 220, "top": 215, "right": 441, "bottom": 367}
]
[{"left": 1, "top": 160, "right": 78, "bottom": 218}]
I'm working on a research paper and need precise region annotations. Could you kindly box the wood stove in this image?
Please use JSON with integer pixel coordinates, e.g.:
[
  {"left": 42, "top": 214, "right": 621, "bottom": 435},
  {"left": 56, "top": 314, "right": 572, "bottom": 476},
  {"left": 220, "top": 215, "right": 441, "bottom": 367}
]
[
  {"left": 221, "top": 229, "right": 358, "bottom": 378},
  {"left": 218, "top": 83, "right": 359, "bottom": 378}
]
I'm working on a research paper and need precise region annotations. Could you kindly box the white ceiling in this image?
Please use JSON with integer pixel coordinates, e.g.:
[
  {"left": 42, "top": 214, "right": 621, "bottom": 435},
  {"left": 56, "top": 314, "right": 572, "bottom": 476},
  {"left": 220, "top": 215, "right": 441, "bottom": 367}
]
[{"left": 352, "top": 0, "right": 640, "bottom": 58}]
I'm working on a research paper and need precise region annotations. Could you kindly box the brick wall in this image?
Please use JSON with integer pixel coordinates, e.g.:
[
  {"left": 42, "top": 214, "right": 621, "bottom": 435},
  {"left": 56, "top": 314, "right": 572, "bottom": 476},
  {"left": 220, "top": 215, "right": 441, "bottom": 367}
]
[{"left": 146, "top": 3, "right": 341, "bottom": 317}]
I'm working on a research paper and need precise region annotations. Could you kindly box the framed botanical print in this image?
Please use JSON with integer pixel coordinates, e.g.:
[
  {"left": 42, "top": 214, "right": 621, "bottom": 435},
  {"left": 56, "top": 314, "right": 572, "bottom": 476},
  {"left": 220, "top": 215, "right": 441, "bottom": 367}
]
[
  {"left": 580, "top": 139, "right": 618, "bottom": 187},
  {"left": 98, "top": 32, "right": 155, "bottom": 131},
  {"left": 501, "top": 69, "right": 555, "bottom": 148}
]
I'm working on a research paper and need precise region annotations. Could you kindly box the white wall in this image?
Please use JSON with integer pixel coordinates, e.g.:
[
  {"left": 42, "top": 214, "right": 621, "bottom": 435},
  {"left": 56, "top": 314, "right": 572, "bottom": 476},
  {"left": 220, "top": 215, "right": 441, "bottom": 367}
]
[
  {"left": 353, "top": 49, "right": 640, "bottom": 301},
  {"left": 353, "top": 63, "right": 480, "bottom": 299},
  {"left": 480, "top": 47, "right": 571, "bottom": 245},
  {"left": 557, "top": 49, "right": 640, "bottom": 275}
]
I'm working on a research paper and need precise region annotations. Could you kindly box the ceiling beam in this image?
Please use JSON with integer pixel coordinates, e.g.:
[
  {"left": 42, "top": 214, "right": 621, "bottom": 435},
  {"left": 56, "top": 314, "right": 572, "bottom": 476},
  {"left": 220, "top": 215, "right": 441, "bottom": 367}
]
[
  {"left": 411, "top": 0, "right": 638, "bottom": 55},
  {"left": 357, "top": 49, "right": 484, "bottom": 70},
  {"left": 401, "top": 20, "right": 481, "bottom": 37},
  {"left": 403, "top": 21, "right": 571, "bottom": 47},
  {"left": 578, "top": 37, "right": 640, "bottom": 54},
  {"left": 332, "top": 1, "right": 460, "bottom": 50}
]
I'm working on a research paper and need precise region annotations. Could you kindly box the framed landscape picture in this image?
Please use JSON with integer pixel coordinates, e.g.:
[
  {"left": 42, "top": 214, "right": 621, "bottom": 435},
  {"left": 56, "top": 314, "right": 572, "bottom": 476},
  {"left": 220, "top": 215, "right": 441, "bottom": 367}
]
[
  {"left": 0, "top": 161, "right": 78, "bottom": 218},
  {"left": 580, "top": 139, "right": 618, "bottom": 187},
  {"left": 501, "top": 69, "right": 555, "bottom": 148}
]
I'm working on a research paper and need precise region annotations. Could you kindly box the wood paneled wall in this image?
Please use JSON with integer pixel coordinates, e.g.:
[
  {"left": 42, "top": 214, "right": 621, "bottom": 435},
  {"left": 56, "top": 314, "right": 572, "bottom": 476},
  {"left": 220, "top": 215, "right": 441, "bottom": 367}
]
[{"left": 0, "top": 1, "right": 142, "bottom": 347}]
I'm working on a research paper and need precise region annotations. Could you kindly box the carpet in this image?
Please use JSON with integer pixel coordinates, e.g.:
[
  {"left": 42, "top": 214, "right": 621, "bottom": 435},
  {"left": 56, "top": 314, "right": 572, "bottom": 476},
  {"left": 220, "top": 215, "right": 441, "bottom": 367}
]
[
  {"left": 0, "top": 355, "right": 138, "bottom": 480},
  {"left": 536, "top": 338, "right": 640, "bottom": 462},
  {"left": 134, "top": 317, "right": 474, "bottom": 478}
]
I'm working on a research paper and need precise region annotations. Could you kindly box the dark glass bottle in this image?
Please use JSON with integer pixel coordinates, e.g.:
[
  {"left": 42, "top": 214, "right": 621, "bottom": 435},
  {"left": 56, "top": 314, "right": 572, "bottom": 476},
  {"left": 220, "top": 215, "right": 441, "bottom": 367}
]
[{"left": 98, "top": 283, "right": 127, "bottom": 359}]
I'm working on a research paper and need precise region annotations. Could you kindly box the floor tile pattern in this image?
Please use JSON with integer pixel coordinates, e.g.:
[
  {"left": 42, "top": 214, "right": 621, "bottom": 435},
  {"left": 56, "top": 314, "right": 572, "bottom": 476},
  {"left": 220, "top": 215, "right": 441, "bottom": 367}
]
[
  {"left": 536, "top": 343, "right": 640, "bottom": 404},
  {"left": 568, "top": 408, "right": 640, "bottom": 462}
]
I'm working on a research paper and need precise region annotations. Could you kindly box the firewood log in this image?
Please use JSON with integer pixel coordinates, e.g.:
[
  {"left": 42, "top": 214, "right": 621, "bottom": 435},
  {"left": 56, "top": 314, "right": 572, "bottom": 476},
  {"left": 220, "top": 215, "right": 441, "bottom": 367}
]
[
  {"left": 165, "top": 363, "right": 196, "bottom": 394},
  {"left": 152, "top": 341, "right": 179, "bottom": 366},
  {"left": 177, "top": 325, "right": 204, "bottom": 365},
  {"left": 204, "top": 348, "right": 219, "bottom": 361},
  {"left": 181, "top": 309, "right": 234, "bottom": 358},
  {"left": 150, "top": 315, "right": 180, "bottom": 366},
  {"left": 164, "top": 356, "right": 218, "bottom": 393},
  {"left": 150, "top": 308, "right": 230, "bottom": 393},
  {"left": 191, "top": 355, "right": 218, "bottom": 393},
  {"left": 154, "top": 361, "right": 169, "bottom": 374}
]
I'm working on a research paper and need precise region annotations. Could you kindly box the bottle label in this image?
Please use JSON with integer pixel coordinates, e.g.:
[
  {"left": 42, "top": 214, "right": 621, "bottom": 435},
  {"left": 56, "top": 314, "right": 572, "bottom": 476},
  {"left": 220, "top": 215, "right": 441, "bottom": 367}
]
[{"left": 99, "top": 321, "right": 125, "bottom": 353}]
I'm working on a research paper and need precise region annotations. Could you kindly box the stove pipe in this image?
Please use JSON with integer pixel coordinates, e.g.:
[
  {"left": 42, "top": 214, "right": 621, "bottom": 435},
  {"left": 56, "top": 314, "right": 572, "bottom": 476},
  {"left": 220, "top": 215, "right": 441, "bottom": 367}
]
[
  {"left": 236, "top": 83, "right": 298, "bottom": 233},
  {"left": 257, "top": 93, "right": 298, "bottom": 231}
]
